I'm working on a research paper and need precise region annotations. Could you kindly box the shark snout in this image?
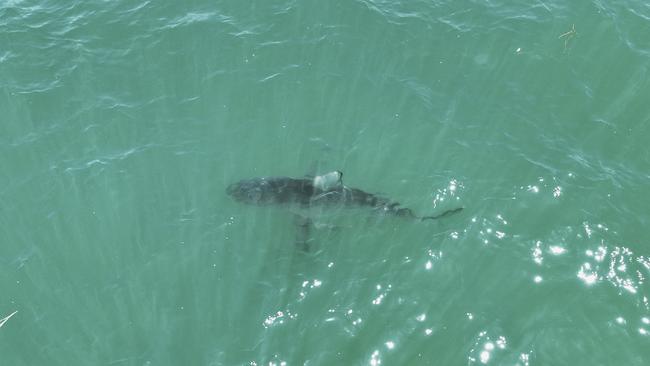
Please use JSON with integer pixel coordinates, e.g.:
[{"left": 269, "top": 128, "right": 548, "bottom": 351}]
[
  {"left": 225, "top": 181, "right": 263, "bottom": 203},
  {"left": 225, "top": 183, "right": 238, "bottom": 197}
]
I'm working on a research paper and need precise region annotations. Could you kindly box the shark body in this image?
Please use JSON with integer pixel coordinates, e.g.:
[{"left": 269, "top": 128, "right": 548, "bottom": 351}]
[{"left": 226, "top": 171, "right": 461, "bottom": 220}]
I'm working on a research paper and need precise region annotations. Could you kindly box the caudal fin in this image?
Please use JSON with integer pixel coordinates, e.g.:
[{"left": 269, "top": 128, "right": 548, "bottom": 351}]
[{"left": 420, "top": 207, "right": 464, "bottom": 221}]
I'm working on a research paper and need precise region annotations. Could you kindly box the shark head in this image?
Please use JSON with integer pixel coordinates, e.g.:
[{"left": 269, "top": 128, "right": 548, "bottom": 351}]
[
  {"left": 313, "top": 171, "right": 343, "bottom": 191},
  {"left": 226, "top": 178, "right": 270, "bottom": 204}
]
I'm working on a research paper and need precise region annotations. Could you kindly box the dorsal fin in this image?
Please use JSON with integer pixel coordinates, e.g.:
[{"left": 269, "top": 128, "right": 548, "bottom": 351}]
[{"left": 313, "top": 171, "right": 343, "bottom": 191}]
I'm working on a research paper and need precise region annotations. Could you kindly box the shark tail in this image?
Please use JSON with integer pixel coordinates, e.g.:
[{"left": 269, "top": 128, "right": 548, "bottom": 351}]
[{"left": 420, "top": 207, "right": 464, "bottom": 221}]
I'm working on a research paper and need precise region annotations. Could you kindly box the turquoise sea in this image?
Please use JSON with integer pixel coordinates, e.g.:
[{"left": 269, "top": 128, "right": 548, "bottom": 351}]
[{"left": 1, "top": 1, "right": 649, "bottom": 365}]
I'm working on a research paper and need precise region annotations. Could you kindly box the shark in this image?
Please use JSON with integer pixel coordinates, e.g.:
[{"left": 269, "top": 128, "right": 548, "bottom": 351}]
[
  {"left": 227, "top": 171, "right": 461, "bottom": 219},
  {"left": 226, "top": 171, "right": 463, "bottom": 248}
]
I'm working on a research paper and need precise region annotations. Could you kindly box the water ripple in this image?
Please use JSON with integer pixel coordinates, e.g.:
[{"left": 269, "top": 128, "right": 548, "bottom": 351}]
[
  {"left": 164, "top": 11, "right": 227, "bottom": 29},
  {"left": 63, "top": 144, "right": 153, "bottom": 174},
  {"left": 357, "top": 0, "right": 429, "bottom": 25},
  {"left": 117, "top": 0, "right": 151, "bottom": 16}
]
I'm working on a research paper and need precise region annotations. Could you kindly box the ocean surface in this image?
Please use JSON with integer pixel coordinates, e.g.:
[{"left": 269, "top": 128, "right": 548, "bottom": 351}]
[{"left": 1, "top": 0, "right": 649, "bottom": 365}]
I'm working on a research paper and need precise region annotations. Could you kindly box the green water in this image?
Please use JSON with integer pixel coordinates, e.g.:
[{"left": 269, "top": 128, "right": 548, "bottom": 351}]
[{"left": 1, "top": 1, "right": 649, "bottom": 365}]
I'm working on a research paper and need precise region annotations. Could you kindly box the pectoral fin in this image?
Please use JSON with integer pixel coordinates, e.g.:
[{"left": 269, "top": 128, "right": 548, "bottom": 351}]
[{"left": 293, "top": 214, "right": 313, "bottom": 251}]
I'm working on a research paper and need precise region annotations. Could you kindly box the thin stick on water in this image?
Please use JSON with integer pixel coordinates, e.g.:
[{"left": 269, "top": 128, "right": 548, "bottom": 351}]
[
  {"left": 0, "top": 310, "right": 18, "bottom": 329},
  {"left": 559, "top": 24, "right": 577, "bottom": 51}
]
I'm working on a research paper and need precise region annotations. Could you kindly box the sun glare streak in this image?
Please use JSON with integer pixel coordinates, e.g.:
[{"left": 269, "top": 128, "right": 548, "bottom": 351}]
[
  {"left": 638, "top": 256, "right": 650, "bottom": 270},
  {"left": 468, "top": 331, "right": 508, "bottom": 365},
  {"left": 372, "top": 284, "right": 391, "bottom": 305},
  {"left": 432, "top": 179, "right": 464, "bottom": 208},
  {"left": 585, "top": 245, "right": 607, "bottom": 262},
  {"left": 552, "top": 186, "right": 562, "bottom": 198},
  {"left": 549, "top": 246, "right": 566, "bottom": 255},
  {"left": 370, "top": 350, "right": 381, "bottom": 366},
  {"left": 262, "top": 310, "right": 297, "bottom": 328},
  {"left": 372, "top": 294, "right": 385, "bottom": 305},
  {"left": 532, "top": 241, "right": 568, "bottom": 265},
  {"left": 583, "top": 222, "right": 593, "bottom": 238},
  {"left": 532, "top": 241, "right": 543, "bottom": 264},
  {"left": 518, "top": 353, "right": 530, "bottom": 366},
  {"left": 577, "top": 262, "right": 599, "bottom": 285}
]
